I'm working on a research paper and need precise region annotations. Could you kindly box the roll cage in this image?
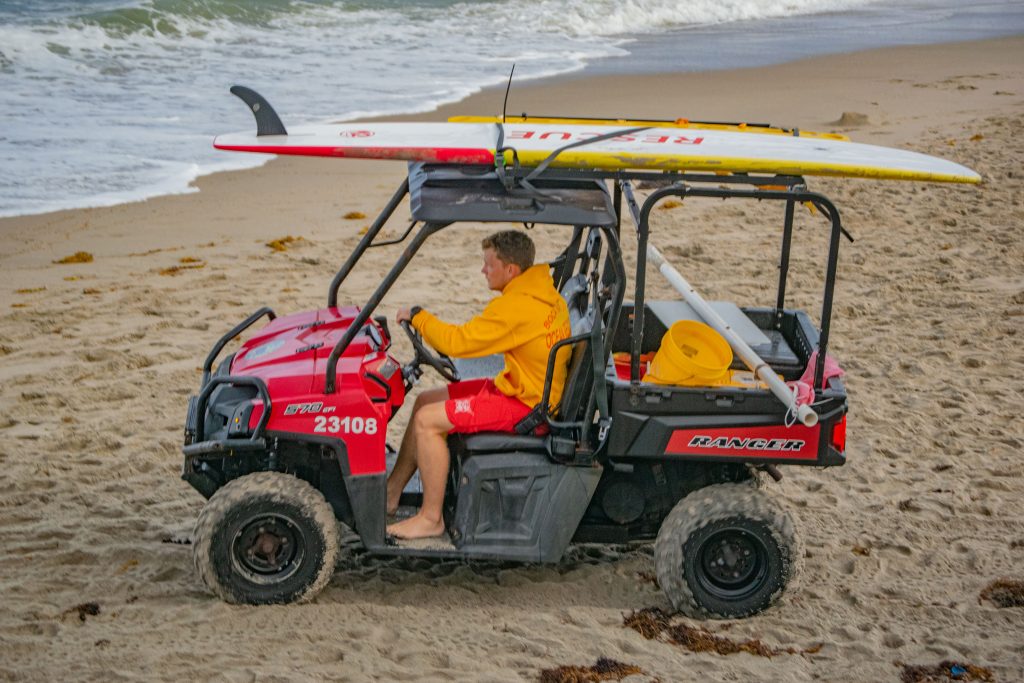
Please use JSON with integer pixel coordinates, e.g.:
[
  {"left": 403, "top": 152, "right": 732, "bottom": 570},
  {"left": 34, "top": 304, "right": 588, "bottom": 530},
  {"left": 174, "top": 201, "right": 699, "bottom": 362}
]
[{"left": 314, "top": 161, "right": 849, "bottom": 457}]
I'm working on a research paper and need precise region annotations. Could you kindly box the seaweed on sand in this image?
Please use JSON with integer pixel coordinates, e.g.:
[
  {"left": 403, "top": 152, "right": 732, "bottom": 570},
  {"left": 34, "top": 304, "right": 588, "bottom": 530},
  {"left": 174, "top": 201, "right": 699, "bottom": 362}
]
[
  {"left": 538, "top": 657, "right": 648, "bottom": 683},
  {"left": 63, "top": 602, "right": 101, "bottom": 622},
  {"left": 623, "top": 607, "right": 821, "bottom": 658},
  {"left": 54, "top": 251, "right": 94, "bottom": 264},
  {"left": 266, "top": 235, "right": 308, "bottom": 251},
  {"left": 980, "top": 578, "right": 1024, "bottom": 608},
  {"left": 898, "top": 660, "right": 995, "bottom": 682}
]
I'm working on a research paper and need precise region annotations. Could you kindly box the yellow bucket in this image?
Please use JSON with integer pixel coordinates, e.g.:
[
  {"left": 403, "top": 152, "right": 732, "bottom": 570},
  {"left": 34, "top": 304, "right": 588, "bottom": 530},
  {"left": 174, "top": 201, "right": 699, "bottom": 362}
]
[{"left": 644, "top": 320, "right": 733, "bottom": 386}]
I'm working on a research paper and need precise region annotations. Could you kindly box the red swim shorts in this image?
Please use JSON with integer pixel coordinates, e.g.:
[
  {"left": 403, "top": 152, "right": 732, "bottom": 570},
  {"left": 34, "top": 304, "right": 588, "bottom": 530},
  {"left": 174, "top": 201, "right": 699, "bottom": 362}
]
[{"left": 444, "top": 378, "right": 533, "bottom": 434}]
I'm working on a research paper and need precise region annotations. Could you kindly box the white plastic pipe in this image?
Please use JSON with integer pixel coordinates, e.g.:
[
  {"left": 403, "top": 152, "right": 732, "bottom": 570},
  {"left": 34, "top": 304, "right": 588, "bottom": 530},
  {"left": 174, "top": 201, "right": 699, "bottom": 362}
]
[{"left": 647, "top": 243, "right": 818, "bottom": 428}]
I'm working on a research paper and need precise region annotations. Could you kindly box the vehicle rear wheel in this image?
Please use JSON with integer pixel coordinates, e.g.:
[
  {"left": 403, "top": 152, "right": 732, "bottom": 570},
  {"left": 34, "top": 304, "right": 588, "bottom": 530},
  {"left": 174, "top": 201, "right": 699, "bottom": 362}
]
[
  {"left": 654, "top": 483, "right": 801, "bottom": 619},
  {"left": 193, "top": 471, "right": 339, "bottom": 605}
]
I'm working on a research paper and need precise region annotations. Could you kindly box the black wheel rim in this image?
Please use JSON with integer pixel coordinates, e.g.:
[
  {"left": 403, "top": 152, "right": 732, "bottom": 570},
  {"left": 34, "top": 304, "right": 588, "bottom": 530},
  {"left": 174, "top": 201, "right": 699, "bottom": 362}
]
[
  {"left": 693, "top": 525, "right": 769, "bottom": 601},
  {"left": 231, "top": 513, "right": 306, "bottom": 585}
]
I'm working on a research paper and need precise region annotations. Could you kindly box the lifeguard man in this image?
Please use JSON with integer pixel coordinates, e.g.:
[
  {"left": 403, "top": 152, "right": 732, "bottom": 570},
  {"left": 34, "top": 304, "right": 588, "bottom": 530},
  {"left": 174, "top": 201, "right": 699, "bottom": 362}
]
[{"left": 386, "top": 230, "right": 571, "bottom": 539}]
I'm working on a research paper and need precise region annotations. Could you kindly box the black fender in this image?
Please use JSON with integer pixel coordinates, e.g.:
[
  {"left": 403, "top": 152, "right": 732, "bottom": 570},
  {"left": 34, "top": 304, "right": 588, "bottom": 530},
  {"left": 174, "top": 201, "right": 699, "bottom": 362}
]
[{"left": 267, "top": 431, "right": 386, "bottom": 549}]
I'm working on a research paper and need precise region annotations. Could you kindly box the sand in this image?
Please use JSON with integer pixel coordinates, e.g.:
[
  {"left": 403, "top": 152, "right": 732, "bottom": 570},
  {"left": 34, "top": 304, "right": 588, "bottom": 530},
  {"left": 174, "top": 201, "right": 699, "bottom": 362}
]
[{"left": 1, "top": 36, "right": 1023, "bottom": 682}]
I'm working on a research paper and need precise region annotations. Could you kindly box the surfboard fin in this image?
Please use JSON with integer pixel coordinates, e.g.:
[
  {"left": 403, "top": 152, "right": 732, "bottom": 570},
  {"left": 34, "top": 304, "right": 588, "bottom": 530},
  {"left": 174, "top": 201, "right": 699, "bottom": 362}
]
[{"left": 229, "top": 85, "right": 288, "bottom": 136}]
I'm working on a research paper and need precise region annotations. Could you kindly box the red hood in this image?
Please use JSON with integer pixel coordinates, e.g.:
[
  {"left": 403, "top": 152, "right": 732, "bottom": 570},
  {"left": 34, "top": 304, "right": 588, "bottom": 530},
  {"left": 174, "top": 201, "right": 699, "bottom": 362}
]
[{"left": 231, "top": 306, "right": 368, "bottom": 390}]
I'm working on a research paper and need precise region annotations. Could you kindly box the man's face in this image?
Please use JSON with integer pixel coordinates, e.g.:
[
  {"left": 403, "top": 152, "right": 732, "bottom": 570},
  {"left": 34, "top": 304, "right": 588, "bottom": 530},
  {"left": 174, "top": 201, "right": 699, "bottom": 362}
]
[{"left": 481, "top": 248, "right": 520, "bottom": 292}]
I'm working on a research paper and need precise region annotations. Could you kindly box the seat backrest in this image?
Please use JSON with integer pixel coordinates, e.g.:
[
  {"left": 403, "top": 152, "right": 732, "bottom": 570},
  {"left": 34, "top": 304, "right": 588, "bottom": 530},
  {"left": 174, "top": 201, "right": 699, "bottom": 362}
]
[
  {"left": 553, "top": 303, "right": 595, "bottom": 425},
  {"left": 560, "top": 273, "right": 589, "bottom": 335},
  {"left": 559, "top": 227, "right": 602, "bottom": 329},
  {"left": 552, "top": 227, "right": 605, "bottom": 426}
]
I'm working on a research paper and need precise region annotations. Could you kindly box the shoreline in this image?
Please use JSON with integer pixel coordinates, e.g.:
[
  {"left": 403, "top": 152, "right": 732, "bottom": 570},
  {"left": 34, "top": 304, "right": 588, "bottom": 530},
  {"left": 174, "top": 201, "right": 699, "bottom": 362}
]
[
  {"left": 1, "top": 35, "right": 1019, "bottom": 292},
  {"left": 0, "top": 33, "right": 1021, "bottom": 225},
  {"left": 1, "top": 36, "right": 1020, "bottom": 286},
  {"left": 385, "top": 35, "right": 1024, "bottom": 132}
]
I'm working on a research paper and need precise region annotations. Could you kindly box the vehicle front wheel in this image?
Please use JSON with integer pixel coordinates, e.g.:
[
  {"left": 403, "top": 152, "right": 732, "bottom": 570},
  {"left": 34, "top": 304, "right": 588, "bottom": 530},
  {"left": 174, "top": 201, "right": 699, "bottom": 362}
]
[
  {"left": 654, "top": 483, "right": 801, "bottom": 619},
  {"left": 193, "top": 471, "right": 340, "bottom": 605}
]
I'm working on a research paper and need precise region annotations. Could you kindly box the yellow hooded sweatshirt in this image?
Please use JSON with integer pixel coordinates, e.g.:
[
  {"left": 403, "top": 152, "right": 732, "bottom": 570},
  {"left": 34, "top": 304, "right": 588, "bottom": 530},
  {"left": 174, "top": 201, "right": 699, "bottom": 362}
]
[{"left": 412, "top": 264, "right": 572, "bottom": 409}]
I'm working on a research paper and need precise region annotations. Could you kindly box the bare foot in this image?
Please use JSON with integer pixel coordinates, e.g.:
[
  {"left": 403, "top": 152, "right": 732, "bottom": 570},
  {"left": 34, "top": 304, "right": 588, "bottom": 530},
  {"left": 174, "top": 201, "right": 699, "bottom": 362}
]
[{"left": 386, "top": 512, "right": 445, "bottom": 540}]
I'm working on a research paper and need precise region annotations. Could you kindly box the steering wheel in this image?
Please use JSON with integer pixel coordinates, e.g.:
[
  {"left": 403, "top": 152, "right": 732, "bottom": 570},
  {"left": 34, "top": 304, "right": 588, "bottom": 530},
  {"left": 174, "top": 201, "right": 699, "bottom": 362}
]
[{"left": 400, "top": 319, "right": 461, "bottom": 383}]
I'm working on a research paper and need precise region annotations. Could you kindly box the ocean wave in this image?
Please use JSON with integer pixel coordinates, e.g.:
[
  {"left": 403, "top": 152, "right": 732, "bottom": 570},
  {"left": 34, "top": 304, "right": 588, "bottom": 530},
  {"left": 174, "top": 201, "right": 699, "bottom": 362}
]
[
  {"left": 459, "top": 0, "right": 885, "bottom": 37},
  {"left": 3, "top": 0, "right": 891, "bottom": 53},
  {"left": 0, "top": 0, "right": 888, "bottom": 86}
]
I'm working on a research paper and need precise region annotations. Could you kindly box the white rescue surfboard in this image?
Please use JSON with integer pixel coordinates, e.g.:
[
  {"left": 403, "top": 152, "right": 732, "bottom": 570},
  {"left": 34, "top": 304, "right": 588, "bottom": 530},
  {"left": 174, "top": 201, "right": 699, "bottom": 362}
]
[{"left": 214, "top": 89, "right": 980, "bottom": 184}]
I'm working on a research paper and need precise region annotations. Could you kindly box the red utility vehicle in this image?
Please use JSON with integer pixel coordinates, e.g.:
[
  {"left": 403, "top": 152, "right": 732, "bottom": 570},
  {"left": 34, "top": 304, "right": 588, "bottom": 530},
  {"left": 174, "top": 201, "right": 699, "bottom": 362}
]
[{"left": 182, "top": 91, "right": 849, "bottom": 618}]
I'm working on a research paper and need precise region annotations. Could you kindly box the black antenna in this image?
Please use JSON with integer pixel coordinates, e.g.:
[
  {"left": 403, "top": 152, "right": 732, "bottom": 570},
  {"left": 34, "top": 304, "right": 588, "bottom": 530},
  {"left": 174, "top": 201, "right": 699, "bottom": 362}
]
[{"left": 502, "top": 63, "right": 515, "bottom": 122}]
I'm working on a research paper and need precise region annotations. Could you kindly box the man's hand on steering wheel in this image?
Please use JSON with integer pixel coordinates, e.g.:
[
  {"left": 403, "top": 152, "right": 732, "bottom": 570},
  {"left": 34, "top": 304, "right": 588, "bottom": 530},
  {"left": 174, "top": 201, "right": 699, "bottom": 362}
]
[
  {"left": 395, "top": 306, "right": 415, "bottom": 325},
  {"left": 398, "top": 307, "right": 460, "bottom": 383}
]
